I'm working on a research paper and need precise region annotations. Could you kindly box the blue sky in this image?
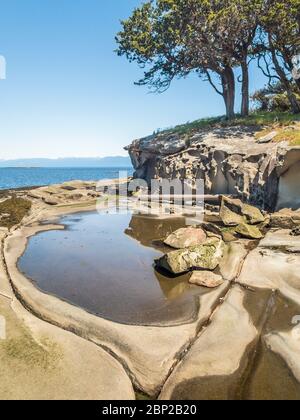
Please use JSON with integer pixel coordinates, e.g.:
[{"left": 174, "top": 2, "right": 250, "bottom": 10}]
[{"left": 0, "top": 0, "right": 267, "bottom": 159}]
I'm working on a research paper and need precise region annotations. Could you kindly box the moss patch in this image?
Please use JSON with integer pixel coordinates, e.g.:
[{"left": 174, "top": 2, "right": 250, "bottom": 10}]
[
  {"left": 2, "top": 335, "right": 62, "bottom": 371},
  {"left": 0, "top": 195, "right": 32, "bottom": 228}
]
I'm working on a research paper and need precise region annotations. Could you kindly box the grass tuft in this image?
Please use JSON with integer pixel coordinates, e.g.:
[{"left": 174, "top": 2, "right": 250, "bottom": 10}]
[{"left": 156, "top": 111, "right": 300, "bottom": 136}]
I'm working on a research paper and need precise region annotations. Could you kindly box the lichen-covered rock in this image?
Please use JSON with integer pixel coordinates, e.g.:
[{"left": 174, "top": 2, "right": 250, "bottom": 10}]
[
  {"left": 220, "top": 197, "right": 244, "bottom": 226},
  {"left": 189, "top": 271, "right": 224, "bottom": 288},
  {"left": 164, "top": 227, "right": 207, "bottom": 249},
  {"left": 242, "top": 203, "right": 265, "bottom": 225},
  {"left": 235, "top": 223, "right": 264, "bottom": 240},
  {"left": 156, "top": 237, "right": 225, "bottom": 274},
  {"left": 220, "top": 196, "right": 264, "bottom": 226},
  {"left": 221, "top": 229, "right": 238, "bottom": 242}
]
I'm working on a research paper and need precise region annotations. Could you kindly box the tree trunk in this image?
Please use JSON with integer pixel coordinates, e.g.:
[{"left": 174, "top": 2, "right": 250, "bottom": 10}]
[
  {"left": 270, "top": 40, "right": 300, "bottom": 114},
  {"left": 241, "top": 58, "right": 249, "bottom": 117},
  {"left": 282, "top": 50, "right": 300, "bottom": 91},
  {"left": 221, "top": 66, "right": 235, "bottom": 119}
]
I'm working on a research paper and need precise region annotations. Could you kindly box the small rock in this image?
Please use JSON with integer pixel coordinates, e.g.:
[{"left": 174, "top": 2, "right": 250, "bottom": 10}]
[
  {"left": 28, "top": 192, "right": 43, "bottom": 200},
  {"left": 69, "top": 193, "right": 83, "bottom": 200},
  {"left": 164, "top": 227, "right": 207, "bottom": 249},
  {"left": 61, "top": 185, "right": 77, "bottom": 191},
  {"left": 44, "top": 198, "right": 58, "bottom": 206},
  {"left": 0, "top": 213, "right": 10, "bottom": 219},
  {"left": 189, "top": 271, "right": 224, "bottom": 288},
  {"left": 235, "top": 223, "right": 263, "bottom": 240},
  {"left": 257, "top": 131, "right": 278, "bottom": 144}
]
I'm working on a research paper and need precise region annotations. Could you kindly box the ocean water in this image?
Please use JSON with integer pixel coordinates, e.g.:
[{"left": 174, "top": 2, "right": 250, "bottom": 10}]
[{"left": 0, "top": 167, "right": 133, "bottom": 190}]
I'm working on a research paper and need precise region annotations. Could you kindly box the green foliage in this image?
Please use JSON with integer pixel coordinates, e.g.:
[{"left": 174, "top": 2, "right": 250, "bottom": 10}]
[
  {"left": 116, "top": 0, "right": 260, "bottom": 89},
  {"left": 0, "top": 195, "right": 32, "bottom": 229},
  {"left": 252, "top": 82, "right": 300, "bottom": 111},
  {"left": 115, "top": 0, "right": 300, "bottom": 116},
  {"left": 157, "top": 111, "right": 300, "bottom": 135}
]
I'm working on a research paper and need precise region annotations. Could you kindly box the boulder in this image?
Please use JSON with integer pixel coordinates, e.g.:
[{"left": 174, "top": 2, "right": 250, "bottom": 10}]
[
  {"left": 164, "top": 227, "right": 207, "bottom": 249},
  {"left": 220, "top": 197, "right": 244, "bottom": 226},
  {"left": 235, "top": 223, "right": 264, "bottom": 240},
  {"left": 189, "top": 271, "right": 224, "bottom": 288},
  {"left": 220, "top": 196, "right": 264, "bottom": 226},
  {"left": 242, "top": 203, "right": 265, "bottom": 225},
  {"left": 156, "top": 237, "right": 225, "bottom": 275},
  {"left": 257, "top": 130, "right": 278, "bottom": 144}
]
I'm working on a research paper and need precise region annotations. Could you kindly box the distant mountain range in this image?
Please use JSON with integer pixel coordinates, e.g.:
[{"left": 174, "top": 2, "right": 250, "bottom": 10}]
[{"left": 0, "top": 156, "right": 132, "bottom": 168}]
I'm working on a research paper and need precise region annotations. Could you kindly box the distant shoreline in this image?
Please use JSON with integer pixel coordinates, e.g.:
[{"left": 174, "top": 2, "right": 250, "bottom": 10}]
[
  {"left": 0, "top": 156, "right": 132, "bottom": 168},
  {"left": 0, "top": 166, "right": 134, "bottom": 191}
]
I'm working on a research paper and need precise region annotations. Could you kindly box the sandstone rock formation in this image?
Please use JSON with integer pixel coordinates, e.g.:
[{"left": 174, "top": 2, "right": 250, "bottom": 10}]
[{"left": 126, "top": 126, "right": 300, "bottom": 211}]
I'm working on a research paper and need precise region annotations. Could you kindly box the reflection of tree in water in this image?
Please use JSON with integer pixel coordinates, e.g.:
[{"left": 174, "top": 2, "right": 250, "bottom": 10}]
[{"left": 124, "top": 214, "right": 186, "bottom": 248}]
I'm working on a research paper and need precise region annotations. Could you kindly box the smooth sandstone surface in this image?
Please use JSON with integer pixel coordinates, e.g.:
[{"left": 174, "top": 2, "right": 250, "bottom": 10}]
[
  {"left": 4, "top": 219, "right": 229, "bottom": 397},
  {"left": 260, "top": 229, "right": 300, "bottom": 250},
  {"left": 0, "top": 259, "right": 135, "bottom": 400},
  {"left": 159, "top": 287, "right": 257, "bottom": 400},
  {"left": 238, "top": 230, "right": 300, "bottom": 305},
  {"left": 265, "top": 330, "right": 300, "bottom": 384},
  {"left": 2, "top": 182, "right": 300, "bottom": 400}
]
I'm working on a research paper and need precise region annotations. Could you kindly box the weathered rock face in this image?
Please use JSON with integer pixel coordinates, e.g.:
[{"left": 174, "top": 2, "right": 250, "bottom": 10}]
[{"left": 125, "top": 126, "right": 300, "bottom": 211}]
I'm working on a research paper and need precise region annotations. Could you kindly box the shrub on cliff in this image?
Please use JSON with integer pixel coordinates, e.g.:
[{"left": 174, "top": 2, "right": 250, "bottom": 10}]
[{"left": 252, "top": 82, "right": 300, "bottom": 112}]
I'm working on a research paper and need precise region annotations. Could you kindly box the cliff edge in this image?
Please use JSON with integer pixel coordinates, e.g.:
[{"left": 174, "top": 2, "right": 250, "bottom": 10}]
[{"left": 125, "top": 125, "right": 300, "bottom": 211}]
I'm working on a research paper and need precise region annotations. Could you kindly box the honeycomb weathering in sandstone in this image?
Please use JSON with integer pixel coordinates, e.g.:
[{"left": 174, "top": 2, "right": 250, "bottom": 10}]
[{"left": 126, "top": 126, "right": 300, "bottom": 211}]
